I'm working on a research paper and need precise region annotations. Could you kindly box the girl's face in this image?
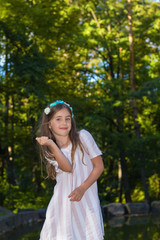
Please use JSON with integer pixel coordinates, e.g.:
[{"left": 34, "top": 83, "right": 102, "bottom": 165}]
[{"left": 49, "top": 108, "right": 72, "bottom": 138}]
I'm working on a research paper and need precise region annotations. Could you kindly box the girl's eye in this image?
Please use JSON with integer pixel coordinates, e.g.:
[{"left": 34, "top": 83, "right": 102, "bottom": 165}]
[
  {"left": 56, "top": 118, "right": 61, "bottom": 121},
  {"left": 66, "top": 118, "right": 71, "bottom": 121}
]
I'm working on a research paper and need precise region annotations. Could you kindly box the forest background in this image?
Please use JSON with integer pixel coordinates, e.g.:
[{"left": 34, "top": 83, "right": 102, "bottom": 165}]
[{"left": 0, "top": 0, "right": 160, "bottom": 212}]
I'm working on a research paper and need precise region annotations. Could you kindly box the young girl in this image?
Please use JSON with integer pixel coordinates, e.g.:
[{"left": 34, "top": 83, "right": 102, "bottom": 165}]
[{"left": 36, "top": 100, "right": 104, "bottom": 240}]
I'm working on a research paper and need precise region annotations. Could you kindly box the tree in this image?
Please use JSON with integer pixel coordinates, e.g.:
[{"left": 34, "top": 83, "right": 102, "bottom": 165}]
[{"left": 0, "top": 0, "right": 160, "bottom": 209}]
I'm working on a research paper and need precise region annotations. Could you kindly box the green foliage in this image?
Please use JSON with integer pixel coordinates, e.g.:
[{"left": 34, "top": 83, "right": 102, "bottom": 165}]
[
  {"left": 0, "top": 0, "right": 160, "bottom": 210},
  {"left": 0, "top": 170, "right": 54, "bottom": 212},
  {"left": 148, "top": 174, "right": 160, "bottom": 201}
]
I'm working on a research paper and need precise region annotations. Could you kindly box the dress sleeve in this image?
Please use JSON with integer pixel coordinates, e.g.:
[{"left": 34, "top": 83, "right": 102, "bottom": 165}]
[
  {"left": 79, "top": 129, "right": 102, "bottom": 159},
  {"left": 45, "top": 157, "right": 60, "bottom": 173}
]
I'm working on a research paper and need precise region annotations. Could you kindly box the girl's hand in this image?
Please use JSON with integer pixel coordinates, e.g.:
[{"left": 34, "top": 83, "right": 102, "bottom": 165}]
[
  {"left": 36, "top": 137, "right": 53, "bottom": 147},
  {"left": 68, "top": 186, "right": 85, "bottom": 202}
]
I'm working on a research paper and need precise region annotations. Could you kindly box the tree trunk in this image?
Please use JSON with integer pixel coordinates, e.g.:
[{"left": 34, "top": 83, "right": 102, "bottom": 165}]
[
  {"left": 116, "top": 109, "right": 132, "bottom": 203},
  {"left": 4, "top": 44, "right": 10, "bottom": 179},
  {"left": 128, "top": 0, "right": 149, "bottom": 203},
  {"left": 120, "top": 150, "right": 132, "bottom": 202},
  {"left": 118, "top": 160, "right": 122, "bottom": 202},
  {"left": 117, "top": 22, "right": 123, "bottom": 79},
  {"left": 4, "top": 43, "right": 15, "bottom": 185},
  {"left": 10, "top": 95, "right": 15, "bottom": 184}
]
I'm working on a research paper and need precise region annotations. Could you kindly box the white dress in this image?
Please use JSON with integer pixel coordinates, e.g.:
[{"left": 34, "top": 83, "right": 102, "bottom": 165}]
[{"left": 39, "top": 129, "right": 104, "bottom": 240}]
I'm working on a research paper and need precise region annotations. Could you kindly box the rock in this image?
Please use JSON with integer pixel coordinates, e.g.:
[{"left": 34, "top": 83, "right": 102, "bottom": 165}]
[
  {"left": 17, "top": 211, "right": 39, "bottom": 225},
  {"left": 125, "top": 203, "right": 150, "bottom": 215},
  {"left": 151, "top": 201, "right": 160, "bottom": 214},
  {"left": 36, "top": 208, "right": 46, "bottom": 219},
  {"left": 0, "top": 213, "right": 16, "bottom": 234},
  {"left": 0, "top": 210, "right": 40, "bottom": 235},
  {"left": 18, "top": 208, "right": 35, "bottom": 213},
  {"left": 103, "top": 203, "right": 125, "bottom": 217},
  {"left": 0, "top": 206, "right": 12, "bottom": 216}
]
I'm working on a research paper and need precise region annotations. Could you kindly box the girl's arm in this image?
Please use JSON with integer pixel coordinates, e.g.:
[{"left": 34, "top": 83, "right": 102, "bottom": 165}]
[
  {"left": 68, "top": 155, "right": 104, "bottom": 201},
  {"left": 36, "top": 137, "right": 72, "bottom": 172}
]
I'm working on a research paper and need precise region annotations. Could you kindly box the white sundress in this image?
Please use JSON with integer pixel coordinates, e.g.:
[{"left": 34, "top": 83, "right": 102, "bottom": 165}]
[{"left": 39, "top": 129, "right": 104, "bottom": 240}]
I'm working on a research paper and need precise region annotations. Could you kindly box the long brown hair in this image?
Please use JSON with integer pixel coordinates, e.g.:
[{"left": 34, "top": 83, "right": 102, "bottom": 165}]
[{"left": 38, "top": 102, "right": 84, "bottom": 180}]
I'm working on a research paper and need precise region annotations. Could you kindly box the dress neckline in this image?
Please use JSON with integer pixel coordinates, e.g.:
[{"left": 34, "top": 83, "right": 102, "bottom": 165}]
[{"left": 60, "top": 142, "right": 72, "bottom": 150}]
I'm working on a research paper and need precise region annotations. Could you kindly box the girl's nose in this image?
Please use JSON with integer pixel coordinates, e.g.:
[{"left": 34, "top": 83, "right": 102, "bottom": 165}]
[{"left": 62, "top": 119, "right": 67, "bottom": 125}]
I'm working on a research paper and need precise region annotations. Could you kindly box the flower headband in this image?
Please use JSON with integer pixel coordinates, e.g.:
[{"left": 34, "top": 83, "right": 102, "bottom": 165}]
[{"left": 44, "top": 100, "right": 74, "bottom": 117}]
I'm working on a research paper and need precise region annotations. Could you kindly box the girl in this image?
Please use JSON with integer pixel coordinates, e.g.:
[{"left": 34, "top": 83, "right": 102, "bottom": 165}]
[{"left": 36, "top": 100, "right": 104, "bottom": 240}]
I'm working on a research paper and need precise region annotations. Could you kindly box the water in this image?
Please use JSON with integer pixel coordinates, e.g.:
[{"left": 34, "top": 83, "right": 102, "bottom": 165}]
[
  {"left": 0, "top": 221, "right": 43, "bottom": 240},
  {"left": 104, "top": 215, "right": 160, "bottom": 240},
  {"left": 0, "top": 215, "right": 160, "bottom": 240}
]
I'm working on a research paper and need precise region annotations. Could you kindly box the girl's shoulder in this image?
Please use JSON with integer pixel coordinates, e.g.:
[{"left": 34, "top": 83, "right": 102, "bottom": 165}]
[
  {"left": 78, "top": 129, "right": 102, "bottom": 157},
  {"left": 79, "top": 129, "right": 91, "bottom": 137},
  {"left": 79, "top": 129, "right": 94, "bottom": 141}
]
